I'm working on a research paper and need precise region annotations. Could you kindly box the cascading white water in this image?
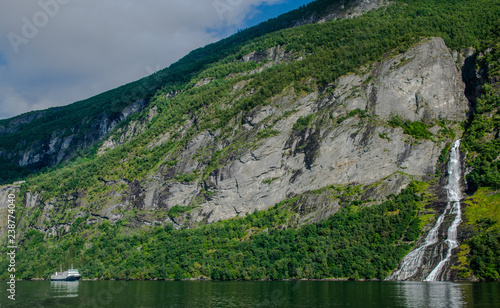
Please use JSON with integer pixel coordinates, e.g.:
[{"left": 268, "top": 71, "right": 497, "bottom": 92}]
[
  {"left": 425, "top": 139, "right": 462, "bottom": 281},
  {"left": 387, "top": 140, "right": 462, "bottom": 281},
  {"left": 385, "top": 208, "right": 447, "bottom": 280}
]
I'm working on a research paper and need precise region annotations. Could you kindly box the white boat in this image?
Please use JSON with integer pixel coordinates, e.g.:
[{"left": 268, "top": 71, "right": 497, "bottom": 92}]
[{"left": 50, "top": 266, "right": 81, "bottom": 281}]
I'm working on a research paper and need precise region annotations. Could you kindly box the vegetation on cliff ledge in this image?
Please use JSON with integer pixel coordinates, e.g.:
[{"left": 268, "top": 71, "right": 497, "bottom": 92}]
[
  {"left": 4, "top": 184, "right": 422, "bottom": 280},
  {"left": 461, "top": 21, "right": 500, "bottom": 281}
]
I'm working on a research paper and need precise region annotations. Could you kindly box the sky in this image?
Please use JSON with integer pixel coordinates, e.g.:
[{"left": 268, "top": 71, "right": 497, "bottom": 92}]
[{"left": 0, "top": 0, "right": 314, "bottom": 120}]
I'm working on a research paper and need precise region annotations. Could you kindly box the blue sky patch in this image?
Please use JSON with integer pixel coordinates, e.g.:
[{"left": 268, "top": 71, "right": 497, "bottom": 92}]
[
  {"left": 0, "top": 52, "right": 6, "bottom": 66},
  {"left": 246, "top": 0, "right": 315, "bottom": 28}
]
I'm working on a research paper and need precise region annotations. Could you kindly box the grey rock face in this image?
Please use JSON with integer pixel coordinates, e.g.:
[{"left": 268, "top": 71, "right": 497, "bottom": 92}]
[
  {"left": 4, "top": 37, "right": 469, "bottom": 234},
  {"left": 242, "top": 46, "right": 290, "bottom": 64},
  {"left": 371, "top": 38, "right": 467, "bottom": 121},
  {"left": 180, "top": 38, "right": 466, "bottom": 224},
  {"left": 1, "top": 99, "right": 148, "bottom": 170},
  {"left": 80, "top": 37, "right": 467, "bottom": 227},
  {"left": 294, "top": 0, "right": 391, "bottom": 27},
  {"left": 98, "top": 115, "right": 148, "bottom": 155},
  {"left": 0, "top": 111, "right": 45, "bottom": 135},
  {"left": 333, "top": 38, "right": 468, "bottom": 122}
]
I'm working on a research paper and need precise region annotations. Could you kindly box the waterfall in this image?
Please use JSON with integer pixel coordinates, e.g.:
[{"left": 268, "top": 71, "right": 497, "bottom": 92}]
[
  {"left": 387, "top": 140, "right": 462, "bottom": 281},
  {"left": 425, "top": 139, "right": 462, "bottom": 281}
]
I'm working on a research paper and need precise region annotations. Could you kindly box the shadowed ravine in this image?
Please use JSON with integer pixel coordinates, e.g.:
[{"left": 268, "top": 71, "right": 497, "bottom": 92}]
[{"left": 387, "top": 140, "right": 463, "bottom": 281}]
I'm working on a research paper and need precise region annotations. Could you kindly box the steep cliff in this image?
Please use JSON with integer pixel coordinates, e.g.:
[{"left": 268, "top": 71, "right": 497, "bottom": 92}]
[
  {"left": 14, "top": 37, "right": 466, "bottom": 234},
  {"left": 293, "top": 0, "right": 391, "bottom": 26},
  {"left": 130, "top": 37, "right": 466, "bottom": 226}
]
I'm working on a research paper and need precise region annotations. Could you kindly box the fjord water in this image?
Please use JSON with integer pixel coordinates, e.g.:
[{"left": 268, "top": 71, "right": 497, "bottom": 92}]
[
  {"left": 1, "top": 281, "right": 500, "bottom": 307},
  {"left": 388, "top": 140, "right": 463, "bottom": 281}
]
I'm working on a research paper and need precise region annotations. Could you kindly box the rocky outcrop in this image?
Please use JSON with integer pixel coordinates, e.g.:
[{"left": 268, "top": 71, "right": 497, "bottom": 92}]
[
  {"left": 294, "top": 0, "right": 391, "bottom": 27},
  {"left": 0, "top": 99, "right": 148, "bottom": 171},
  {"left": 242, "top": 46, "right": 292, "bottom": 65},
  {"left": 332, "top": 38, "right": 468, "bottom": 122},
  {"left": 0, "top": 111, "right": 45, "bottom": 135}
]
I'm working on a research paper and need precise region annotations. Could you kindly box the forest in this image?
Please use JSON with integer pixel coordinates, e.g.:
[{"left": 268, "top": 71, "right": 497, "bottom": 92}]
[
  {"left": 461, "top": 21, "right": 500, "bottom": 281},
  {"left": 8, "top": 184, "right": 423, "bottom": 280}
]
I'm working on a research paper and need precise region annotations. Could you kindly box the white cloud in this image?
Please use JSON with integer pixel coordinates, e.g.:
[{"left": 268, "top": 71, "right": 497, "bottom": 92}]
[
  {"left": 0, "top": 0, "right": 282, "bottom": 119},
  {"left": 0, "top": 85, "right": 56, "bottom": 118}
]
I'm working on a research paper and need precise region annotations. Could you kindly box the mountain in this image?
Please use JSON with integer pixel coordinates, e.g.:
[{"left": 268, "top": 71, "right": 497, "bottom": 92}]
[
  {"left": 0, "top": 0, "right": 499, "bottom": 281},
  {"left": 0, "top": 0, "right": 390, "bottom": 183}
]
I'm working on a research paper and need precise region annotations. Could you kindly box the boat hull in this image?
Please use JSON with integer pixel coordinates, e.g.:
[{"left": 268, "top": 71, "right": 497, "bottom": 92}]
[{"left": 50, "top": 276, "right": 80, "bottom": 281}]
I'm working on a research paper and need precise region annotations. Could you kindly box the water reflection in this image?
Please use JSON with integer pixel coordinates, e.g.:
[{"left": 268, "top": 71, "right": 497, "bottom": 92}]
[
  {"left": 50, "top": 281, "right": 79, "bottom": 298},
  {"left": 398, "top": 282, "right": 465, "bottom": 308},
  {"left": 2, "top": 281, "right": 500, "bottom": 307}
]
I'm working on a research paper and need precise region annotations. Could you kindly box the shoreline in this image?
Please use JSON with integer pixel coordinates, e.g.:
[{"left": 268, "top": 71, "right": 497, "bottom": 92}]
[{"left": 1, "top": 277, "right": 483, "bottom": 282}]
